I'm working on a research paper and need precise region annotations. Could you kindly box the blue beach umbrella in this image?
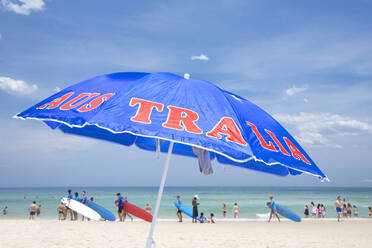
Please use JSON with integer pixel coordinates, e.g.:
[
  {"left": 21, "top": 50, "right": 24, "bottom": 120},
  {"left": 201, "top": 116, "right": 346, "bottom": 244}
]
[{"left": 15, "top": 72, "right": 327, "bottom": 247}]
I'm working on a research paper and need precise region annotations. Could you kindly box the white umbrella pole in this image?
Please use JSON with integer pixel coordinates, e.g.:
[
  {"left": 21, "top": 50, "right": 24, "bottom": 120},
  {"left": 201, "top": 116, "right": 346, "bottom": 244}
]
[{"left": 145, "top": 141, "right": 174, "bottom": 248}]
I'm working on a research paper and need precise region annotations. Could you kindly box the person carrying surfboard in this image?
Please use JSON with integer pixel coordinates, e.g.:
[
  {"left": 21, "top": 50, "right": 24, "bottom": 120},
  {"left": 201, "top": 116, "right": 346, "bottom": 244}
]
[
  {"left": 116, "top": 193, "right": 124, "bottom": 221},
  {"left": 267, "top": 195, "right": 280, "bottom": 222},
  {"left": 176, "top": 196, "right": 182, "bottom": 222}
]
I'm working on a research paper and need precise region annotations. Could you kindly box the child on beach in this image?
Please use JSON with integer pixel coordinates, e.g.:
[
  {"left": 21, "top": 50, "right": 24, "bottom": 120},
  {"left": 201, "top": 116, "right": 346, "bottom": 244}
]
[
  {"left": 267, "top": 195, "right": 280, "bottom": 222},
  {"left": 199, "top": 212, "right": 207, "bottom": 223},
  {"left": 176, "top": 196, "right": 182, "bottom": 222},
  {"left": 222, "top": 203, "right": 227, "bottom": 218},
  {"left": 233, "top": 203, "right": 239, "bottom": 218},
  {"left": 321, "top": 204, "right": 326, "bottom": 218},
  {"left": 210, "top": 213, "right": 216, "bottom": 223},
  {"left": 317, "top": 204, "right": 322, "bottom": 218}
]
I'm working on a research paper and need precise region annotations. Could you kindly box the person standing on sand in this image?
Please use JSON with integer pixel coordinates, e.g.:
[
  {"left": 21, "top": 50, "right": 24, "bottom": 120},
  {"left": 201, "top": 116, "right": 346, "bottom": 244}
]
[
  {"left": 192, "top": 195, "right": 199, "bottom": 223},
  {"left": 67, "top": 189, "right": 73, "bottom": 221},
  {"left": 210, "top": 213, "right": 216, "bottom": 223},
  {"left": 123, "top": 196, "right": 133, "bottom": 221},
  {"left": 73, "top": 192, "right": 79, "bottom": 221},
  {"left": 304, "top": 205, "right": 309, "bottom": 218},
  {"left": 36, "top": 205, "right": 41, "bottom": 216},
  {"left": 267, "top": 195, "right": 280, "bottom": 222},
  {"left": 368, "top": 207, "right": 372, "bottom": 217},
  {"left": 2, "top": 206, "right": 7, "bottom": 215},
  {"left": 116, "top": 193, "right": 124, "bottom": 221},
  {"left": 334, "top": 196, "right": 343, "bottom": 222},
  {"left": 145, "top": 203, "right": 152, "bottom": 214},
  {"left": 57, "top": 202, "right": 66, "bottom": 220},
  {"left": 311, "top": 202, "right": 317, "bottom": 217},
  {"left": 353, "top": 205, "right": 358, "bottom": 217},
  {"left": 222, "top": 203, "right": 227, "bottom": 218},
  {"left": 29, "top": 201, "right": 37, "bottom": 220},
  {"left": 176, "top": 196, "right": 182, "bottom": 222},
  {"left": 81, "top": 191, "right": 88, "bottom": 221},
  {"left": 233, "top": 203, "right": 239, "bottom": 218}
]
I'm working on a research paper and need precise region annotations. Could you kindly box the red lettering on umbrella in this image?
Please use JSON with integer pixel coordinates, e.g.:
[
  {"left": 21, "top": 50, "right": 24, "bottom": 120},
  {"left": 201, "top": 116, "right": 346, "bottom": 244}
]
[
  {"left": 283, "top": 137, "right": 311, "bottom": 165},
  {"left": 265, "top": 130, "right": 290, "bottom": 156},
  {"left": 162, "top": 106, "right": 203, "bottom": 134},
  {"left": 36, "top": 92, "right": 74, "bottom": 110},
  {"left": 77, "top": 93, "right": 115, "bottom": 112},
  {"left": 129, "top": 97, "right": 164, "bottom": 124},
  {"left": 207, "top": 117, "right": 247, "bottom": 146},
  {"left": 60, "top": 93, "right": 100, "bottom": 110},
  {"left": 246, "top": 122, "right": 277, "bottom": 152}
]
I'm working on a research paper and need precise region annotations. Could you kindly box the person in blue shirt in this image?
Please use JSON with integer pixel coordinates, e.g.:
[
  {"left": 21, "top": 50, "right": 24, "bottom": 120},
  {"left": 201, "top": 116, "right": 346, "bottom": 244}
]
[
  {"left": 267, "top": 195, "right": 280, "bottom": 222},
  {"left": 116, "top": 193, "right": 124, "bottom": 221},
  {"left": 176, "top": 195, "right": 182, "bottom": 222},
  {"left": 81, "top": 191, "right": 88, "bottom": 221},
  {"left": 73, "top": 192, "right": 79, "bottom": 221},
  {"left": 123, "top": 196, "right": 133, "bottom": 221},
  {"left": 66, "top": 189, "right": 73, "bottom": 221}
]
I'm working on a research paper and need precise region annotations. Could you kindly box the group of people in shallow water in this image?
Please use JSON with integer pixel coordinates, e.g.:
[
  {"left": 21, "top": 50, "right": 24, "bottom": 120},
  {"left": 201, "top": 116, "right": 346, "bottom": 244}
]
[{"left": 304, "top": 202, "right": 327, "bottom": 218}]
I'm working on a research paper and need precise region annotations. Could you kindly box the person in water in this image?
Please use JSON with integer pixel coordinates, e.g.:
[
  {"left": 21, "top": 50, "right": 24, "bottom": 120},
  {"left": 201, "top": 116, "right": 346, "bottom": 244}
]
[
  {"left": 67, "top": 189, "right": 73, "bottom": 221},
  {"left": 36, "top": 205, "right": 41, "bottom": 216},
  {"left": 368, "top": 206, "right": 372, "bottom": 217},
  {"left": 233, "top": 203, "right": 239, "bottom": 218},
  {"left": 176, "top": 196, "right": 182, "bottom": 222},
  {"left": 29, "top": 201, "right": 37, "bottom": 220},
  {"left": 145, "top": 203, "right": 152, "bottom": 214},
  {"left": 304, "top": 205, "right": 309, "bottom": 218},
  {"left": 116, "top": 193, "right": 124, "bottom": 222},
  {"left": 222, "top": 203, "right": 227, "bottom": 218},
  {"left": 334, "top": 196, "right": 343, "bottom": 222},
  {"left": 199, "top": 212, "right": 207, "bottom": 223},
  {"left": 192, "top": 196, "right": 199, "bottom": 223},
  {"left": 353, "top": 205, "right": 358, "bottom": 217},
  {"left": 267, "top": 195, "right": 280, "bottom": 222},
  {"left": 2, "top": 206, "right": 7, "bottom": 215}
]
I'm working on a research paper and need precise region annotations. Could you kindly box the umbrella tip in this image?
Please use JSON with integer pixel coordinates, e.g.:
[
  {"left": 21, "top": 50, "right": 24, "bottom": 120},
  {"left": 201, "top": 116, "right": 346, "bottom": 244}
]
[{"left": 183, "top": 73, "right": 190, "bottom": 79}]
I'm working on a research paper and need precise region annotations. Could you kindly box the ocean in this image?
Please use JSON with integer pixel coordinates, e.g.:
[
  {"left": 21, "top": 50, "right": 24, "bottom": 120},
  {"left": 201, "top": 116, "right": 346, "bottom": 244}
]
[{"left": 0, "top": 187, "right": 371, "bottom": 220}]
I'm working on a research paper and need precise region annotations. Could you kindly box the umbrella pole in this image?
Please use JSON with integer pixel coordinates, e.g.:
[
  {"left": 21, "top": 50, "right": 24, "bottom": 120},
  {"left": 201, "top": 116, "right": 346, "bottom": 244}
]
[{"left": 145, "top": 141, "right": 174, "bottom": 248}]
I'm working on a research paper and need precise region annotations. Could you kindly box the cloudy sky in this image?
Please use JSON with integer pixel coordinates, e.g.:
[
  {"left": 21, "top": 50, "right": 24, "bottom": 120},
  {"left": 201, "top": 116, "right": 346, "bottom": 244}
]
[{"left": 1, "top": 0, "right": 372, "bottom": 187}]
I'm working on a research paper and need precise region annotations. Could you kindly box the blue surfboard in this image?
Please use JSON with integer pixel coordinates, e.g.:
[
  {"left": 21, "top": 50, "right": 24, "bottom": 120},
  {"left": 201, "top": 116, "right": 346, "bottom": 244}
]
[
  {"left": 267, "top": 202, "right": 301, "bottom": 222},
  {"left": 174, "top": 201, "right": 208, "bottom": 222},
  {"left": 78, "top": 198, "right": 116, "bottom": 221}
]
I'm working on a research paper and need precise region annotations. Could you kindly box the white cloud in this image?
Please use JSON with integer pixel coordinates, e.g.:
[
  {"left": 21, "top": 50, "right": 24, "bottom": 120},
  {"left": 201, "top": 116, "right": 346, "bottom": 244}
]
[
  {"left": 274, "top": 112, "right": 372, "bottom": 148},
  {"left": 191, "top": 53, "right": 209, "bottom": 61},
  {"left": 0, "top": 76, "right": 38, "bottom": 95},
  {"left": 1, "top": 0, "right": 44, "bottom": 15},
  {"left": 303, "top": 98, "right": 308, "bottom": 103},
  {"left": 285, "top": 85, "right": 308, "bottom": 96}
]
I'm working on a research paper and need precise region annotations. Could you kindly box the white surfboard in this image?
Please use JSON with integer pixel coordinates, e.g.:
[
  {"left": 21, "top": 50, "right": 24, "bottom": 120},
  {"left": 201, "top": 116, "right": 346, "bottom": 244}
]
[{"left": 61, "top": 197, "right": 101, "bottom": 221}]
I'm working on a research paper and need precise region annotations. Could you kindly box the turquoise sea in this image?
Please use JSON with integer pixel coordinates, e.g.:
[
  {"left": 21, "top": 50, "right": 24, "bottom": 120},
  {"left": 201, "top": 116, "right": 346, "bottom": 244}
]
[{"left": 0, "top": 187, "right": 371, "bottom": 220}]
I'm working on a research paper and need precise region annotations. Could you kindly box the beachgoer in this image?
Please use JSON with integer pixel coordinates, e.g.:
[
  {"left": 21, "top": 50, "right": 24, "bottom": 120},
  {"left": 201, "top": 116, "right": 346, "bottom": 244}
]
[
  {"left": 368, "top": 207, "right": 372, "bottom": 217},
  {"left": 210, "top": 213, "right": 216, "bottom": 223},
  {"left": 57, "top": 202, "right": 66, "bottom": 220},
  {"left": 145, "top": 203, "right": 152, "bottom": 214},
  {"left": 304, "top": 205, "right": 309, "bottom": 218},
  {"left": 81, "top": 191, "right": 88, "bottom": 221},
  {"left": 317, "top": 204, "right": 322, "bottom": 218},
  {"left": 2, "top": 206, "right": 7, "bottom": 215},
  {"left": 123, "top": 196, "right": 133, "bottom": 221},
  {"left": 36, "top": 205, "right": 41, "bottom": 216},
  {"left": 233, "top": 203, "right": 239, "bottom": 218},
  {"left": 29, "top": 201, "right": 37, "bottom": 220},
  {"left": 311, "top": 202, "right": 317, "bottom": 217},
  {"left": 90, "top": 197, "right": 94, "bottom": 202},
  {"left": 176, "top": 196, "right": 182, "bottom": 222},
  {"left": 192, "top": 196, "right": 199, "bottom": 223},
  {"left": 199, "top": 212, "right": 207, "bottom": 223},
  {"left": 267, "top": 195, "right": 280, "bottom": 222},
  {"left": 222, "top": 203, "right": 227, "bottom": 218},
  {"left": 353, "top": 205, "right": 358, "bottom": 217},
  {"left": 343, "top": 204, "right": 347, "bottom": 218},
  {"left": 334, "top": 196, "right": 343, "bottom": 222},
  {"left": 347, "top": 203, "right": 352, "bottom": 218},
  {"left": 73, "top": 192, "right": 79, "bottom": 220},
  {"left": 116, "top": 193, "right": 124, "bottom": 221},
  {"left": 321, "top": 204, "right": 326, "bottom": 218},
  {"left": 67, "top": 189, "right": 73, "bottom": 220}
]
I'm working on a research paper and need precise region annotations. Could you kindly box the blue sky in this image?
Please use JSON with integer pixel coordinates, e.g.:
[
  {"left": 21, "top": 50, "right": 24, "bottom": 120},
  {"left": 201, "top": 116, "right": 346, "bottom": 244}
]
[{"left": 0, "top": 0, "right": 372, "bottom": 187}]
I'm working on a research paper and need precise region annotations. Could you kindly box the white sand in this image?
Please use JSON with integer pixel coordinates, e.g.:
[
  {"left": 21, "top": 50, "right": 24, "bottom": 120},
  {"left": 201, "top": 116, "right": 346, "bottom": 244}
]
[{"left": 0, "top": 219, "right": 372, "bottom": 248}]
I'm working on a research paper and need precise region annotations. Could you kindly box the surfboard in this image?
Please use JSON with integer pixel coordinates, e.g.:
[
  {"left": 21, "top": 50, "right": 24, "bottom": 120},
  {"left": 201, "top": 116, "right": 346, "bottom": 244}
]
[
  {"left": 78, "top": 198, "right": 115, "bottom": 221},
  {"left": 173, "top": 201, "right": 208, "bottom": 222},
  {"left": 266, "top": 202, "right": 301, "bottom": 222},
  {"left": 123, "top": 202, "right": 153, "bottom": 222},
  {"left": 61, "top": 197, "right": 101, "bottom": 221}
]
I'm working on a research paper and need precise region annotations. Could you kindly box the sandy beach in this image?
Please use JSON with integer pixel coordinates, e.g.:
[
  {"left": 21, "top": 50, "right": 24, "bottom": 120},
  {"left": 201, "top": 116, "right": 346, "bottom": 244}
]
[{"left": 0, "top": 219, "right": 371, "bottom": 248}]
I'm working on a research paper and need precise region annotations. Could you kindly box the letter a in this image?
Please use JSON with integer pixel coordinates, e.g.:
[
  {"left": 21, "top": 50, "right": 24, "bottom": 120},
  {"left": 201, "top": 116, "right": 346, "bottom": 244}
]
[
  {"left": 283, "top": 137, "right": 311, "bottom": 165},
  {"left": 206, "top": 117, "right": 247, "bottom": 145},
  {"left": 37, "top": 92, "right": 74, "bottom": 110}
]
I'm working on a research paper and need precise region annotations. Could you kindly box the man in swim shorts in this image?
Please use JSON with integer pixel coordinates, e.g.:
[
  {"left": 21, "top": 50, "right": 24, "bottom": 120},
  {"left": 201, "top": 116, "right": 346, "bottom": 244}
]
[
  {"left": 267, "top": 195, "right": 280, "bottom": 222},
  {"left": 116, "top": 193, "right": 124, "bottom": 221},
  {"left": 334, "top": 196, "right": 343, "bottom": 222},
  {"left": 29, "top": 201, "right": 37, "bottom": 220}
]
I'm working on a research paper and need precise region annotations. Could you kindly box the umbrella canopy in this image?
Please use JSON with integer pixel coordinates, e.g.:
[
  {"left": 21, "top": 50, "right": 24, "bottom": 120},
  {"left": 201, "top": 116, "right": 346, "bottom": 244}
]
[
  {"left": 16, "top": 72, "right": 327, "bottom": 179},
  {"left": 15, "top": 72, "right": 327, "bottom": 247}
]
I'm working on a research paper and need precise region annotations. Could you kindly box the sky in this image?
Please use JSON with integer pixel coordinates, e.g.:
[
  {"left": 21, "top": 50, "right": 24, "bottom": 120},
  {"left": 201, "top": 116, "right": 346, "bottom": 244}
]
[{"left": 0, "top": 0, "right": 372, "bottom": 187}]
